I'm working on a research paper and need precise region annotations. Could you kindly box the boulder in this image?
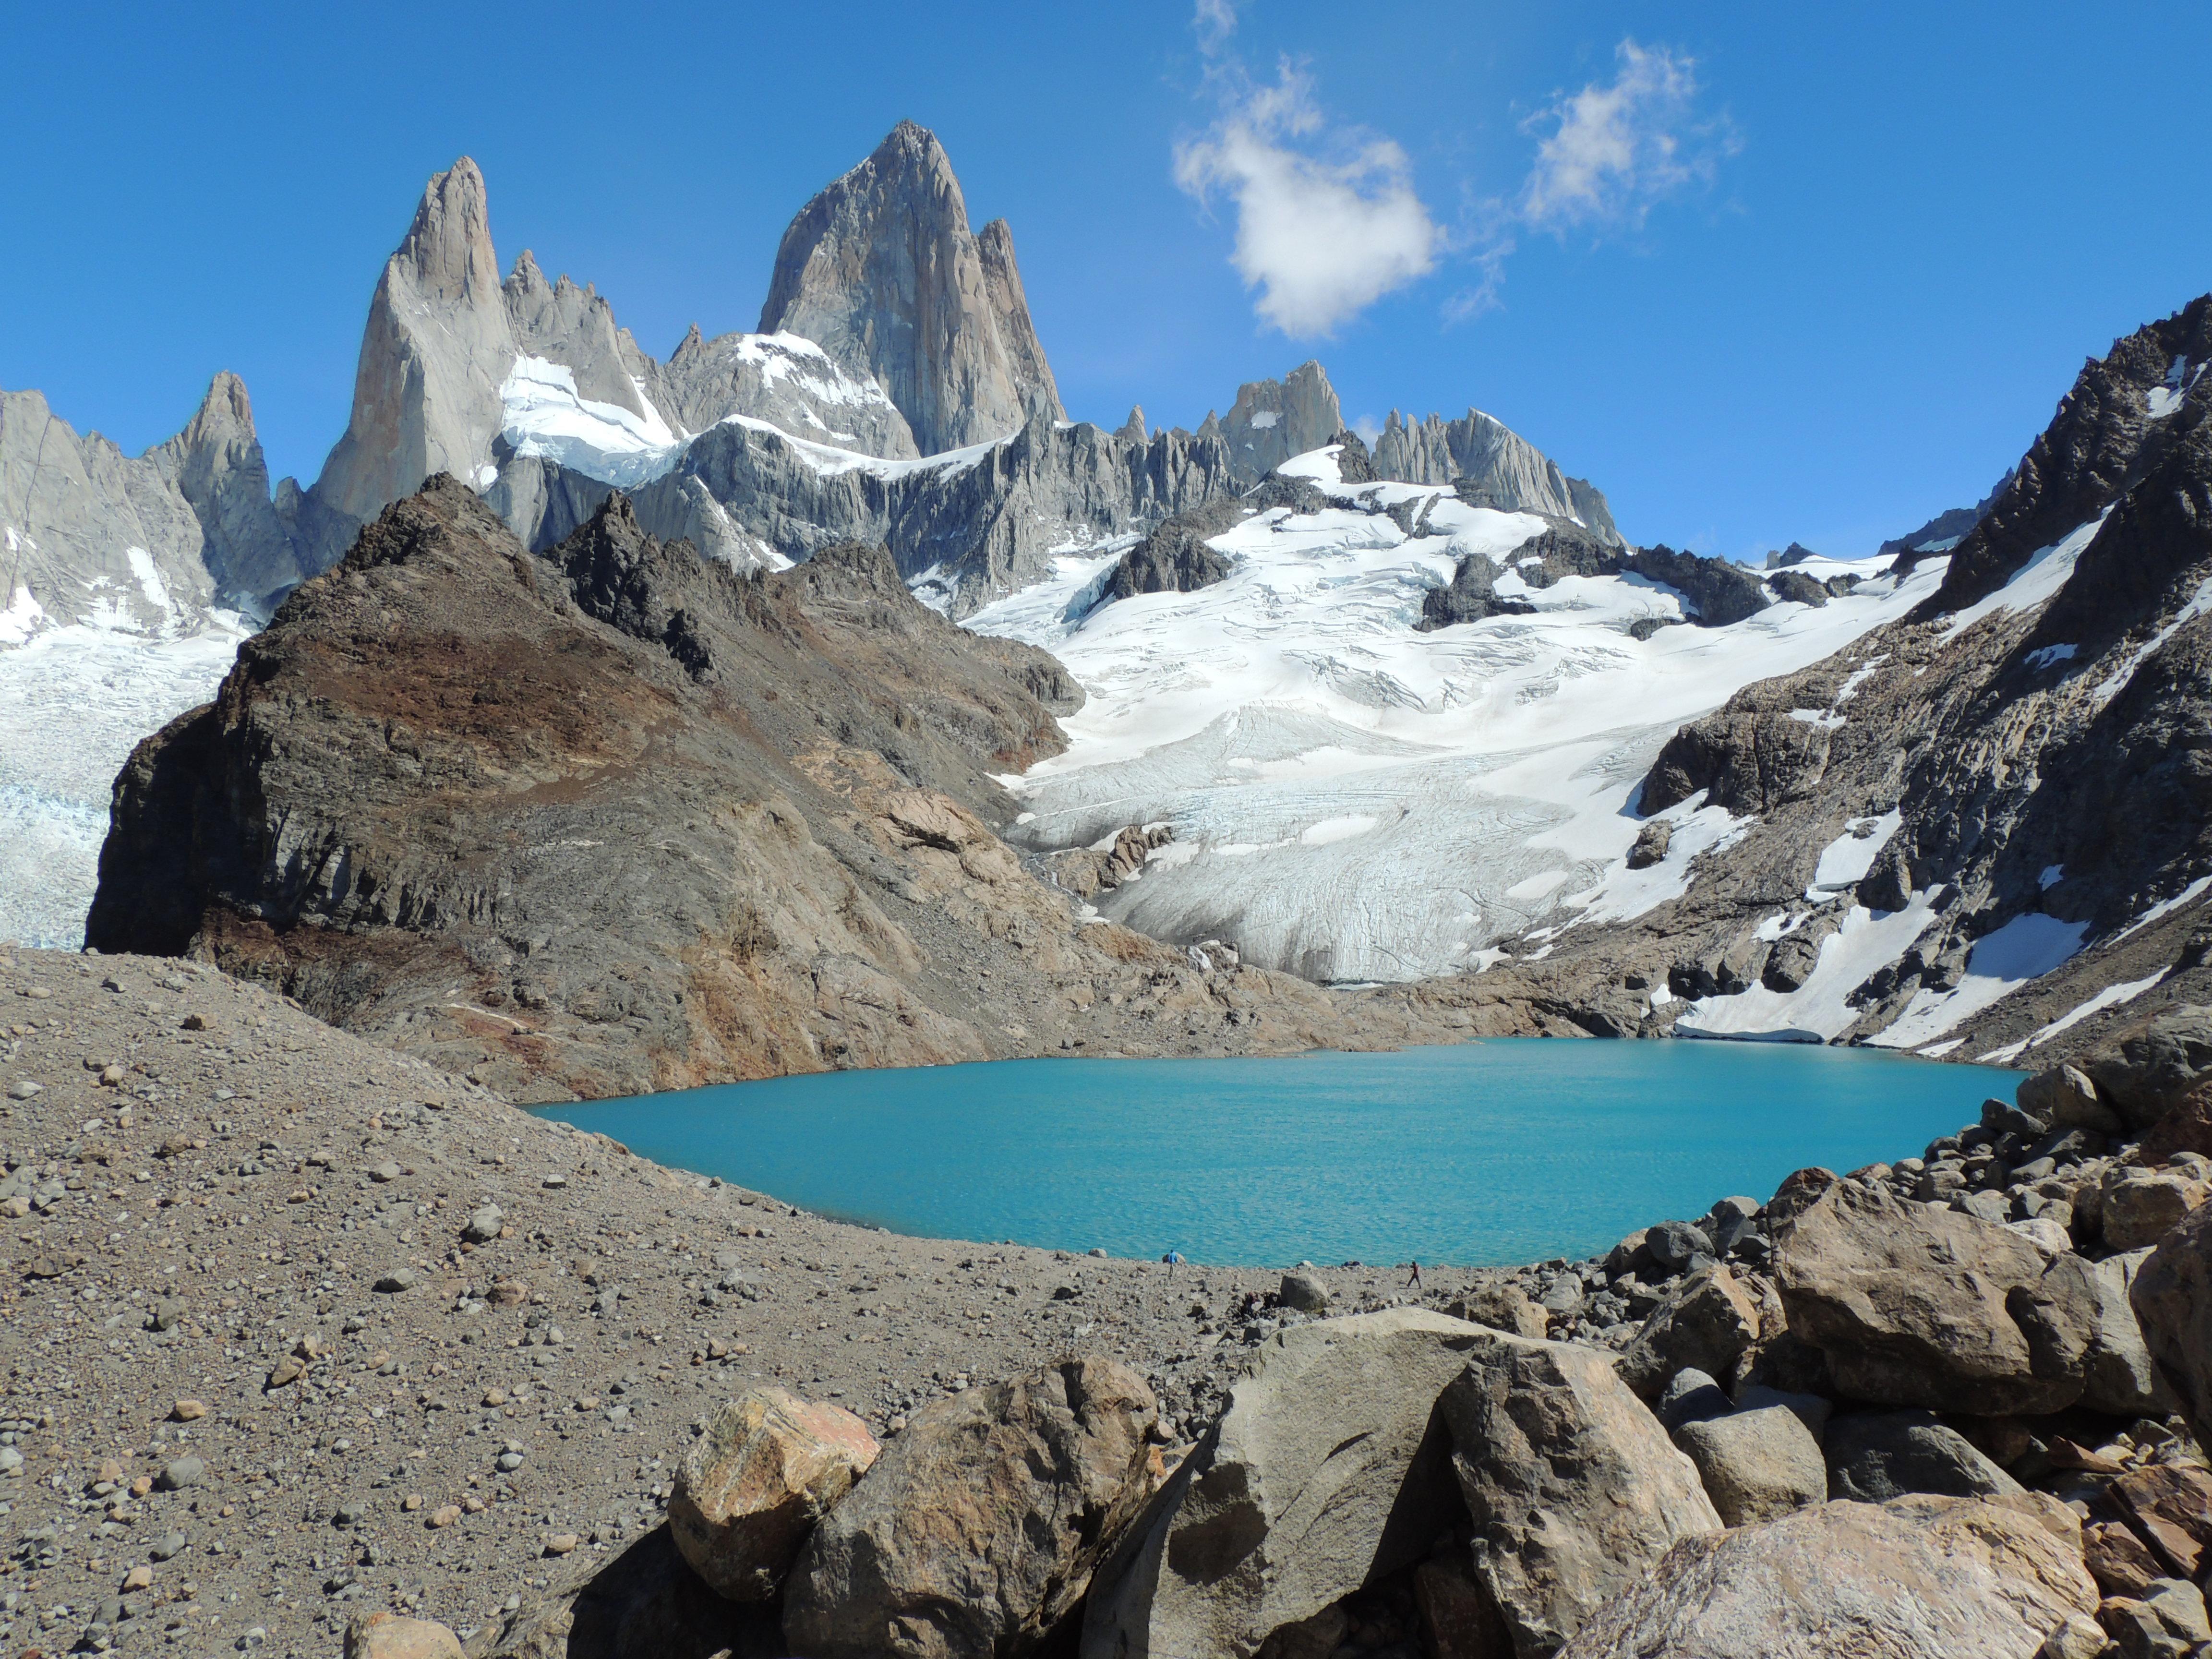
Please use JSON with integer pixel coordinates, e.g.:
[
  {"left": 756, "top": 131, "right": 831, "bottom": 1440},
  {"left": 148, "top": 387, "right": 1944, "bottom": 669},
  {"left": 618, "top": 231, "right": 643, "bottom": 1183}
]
[
  {"left": 1556, "top": 1494, "right": 2099, "bottom": 1659},
  {"left": 1656, "top": 1368, "right": 1732, "bottom": 1431},
  {"left": 1278, "top": 1271, "right": 1331, "bottom": 1314},
  {"left": 2137, "top": 1086, "right": 2212, "bottom": 1164},
  {"left": 670, "top": 1387, "right": 880, "bottom": 1601},
  {"left": 2092, "top": 1465, "right": 2212, "bottom": 1583},
  {"left": 1081, "top": 1310, "right": 1484, "bottom": 1659},
  {"left": 2080, "top": 1250, "right": 2181, "bottom": 1416},
  {"left": 345, "top": 1613, "right": 466, "bottom": 1659},
  {"left": 1734, "top": 1383, "right": 1831, "bottom": 1438},
  {"left": 1645, "top": 1220, "right": 1714, "bottom": 1275},
  {"left": 1763, "top": 1167, "right": 1837, "bottom": 1232},
  {"left": 1671, "top": 1404, "right": 1827, "bottom": 1526},
  {"left": 1824, "top": 1409, "right": 2024, "bottom": 1502},
  {"left": 2098, "top": 1578, "right": 2212, "bottom": 1659},
  {"left": 1774, "top": 1177, "right": 2095, "bottom": 1414},
  {"left": 1447, "top": 1283, "right": 1550, "bottom": 1339},
  {"left": 2084, "top": 1520, "right": 2166, "bottom": 1598},
  {"left": 2100, "top": 1166, "right": 2211, "bottom": 1251},
  {"left": 2129, "top": 1199, "right": 2212, "bottom": 1440},
  {"left": 2081, "top": 1006, "right": 2212, "bottom": 1128},
  {"left": 1438, "top": 1331, "right": 1720, "bottom": 1657},
  {"left": 1614, "top": 1265, "right": 1765, "bottom": 1399},
  {"left": 788, "top": 1356, "right": 1156, "bottom": 1659},
  {"left": 2018, "top": 1063, "right": 2125, "bottom": 1134}
]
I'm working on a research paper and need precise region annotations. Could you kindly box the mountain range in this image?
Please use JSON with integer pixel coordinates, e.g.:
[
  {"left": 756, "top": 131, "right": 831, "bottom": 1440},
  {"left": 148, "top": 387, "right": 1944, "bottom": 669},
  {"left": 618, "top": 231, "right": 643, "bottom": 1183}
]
[{"left": 11, "top": 120, "right": 2206, "bottom": 1084}]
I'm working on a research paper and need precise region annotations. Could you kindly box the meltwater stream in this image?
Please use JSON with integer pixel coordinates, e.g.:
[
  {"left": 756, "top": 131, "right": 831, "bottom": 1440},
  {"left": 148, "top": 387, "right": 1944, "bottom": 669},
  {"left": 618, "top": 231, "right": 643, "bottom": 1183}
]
[{"left": 536, "top": 1040, "right": 2016, "bottom": 1267}]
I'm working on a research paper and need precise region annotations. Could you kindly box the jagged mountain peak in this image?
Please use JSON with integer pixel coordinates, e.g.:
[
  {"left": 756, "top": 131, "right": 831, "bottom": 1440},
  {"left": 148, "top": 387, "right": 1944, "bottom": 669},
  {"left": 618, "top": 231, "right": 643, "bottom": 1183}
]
[
  {"left": 757, "top": 121, "right": 1066, "bottom": 455},
  {"left": 1911, "top": 292, "right": 2212, "bottom": 616},
  {"left": 395, "top": 156, "right": 498, "bottom": 305}
]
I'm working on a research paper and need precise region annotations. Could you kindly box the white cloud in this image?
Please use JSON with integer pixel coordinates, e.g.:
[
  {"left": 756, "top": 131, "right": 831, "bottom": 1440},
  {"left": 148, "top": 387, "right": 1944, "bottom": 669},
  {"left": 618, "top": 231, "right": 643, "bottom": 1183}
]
[
  {"left": 1175, "top": 62, "right": 1439, "bottom": 337},
  {"left": 1519, "top": 40, "right": 1732, "bottom": 233},
  {"left": 1192, "top": 0, "right": 1238, "bottom": 53}
]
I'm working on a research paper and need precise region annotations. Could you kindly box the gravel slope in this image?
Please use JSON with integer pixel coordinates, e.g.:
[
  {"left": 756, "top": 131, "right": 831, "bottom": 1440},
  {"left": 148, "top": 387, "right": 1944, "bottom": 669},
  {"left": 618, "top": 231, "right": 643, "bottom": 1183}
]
[{"left": 0, "top": 949, "right": 1468, "bottom": 1658}]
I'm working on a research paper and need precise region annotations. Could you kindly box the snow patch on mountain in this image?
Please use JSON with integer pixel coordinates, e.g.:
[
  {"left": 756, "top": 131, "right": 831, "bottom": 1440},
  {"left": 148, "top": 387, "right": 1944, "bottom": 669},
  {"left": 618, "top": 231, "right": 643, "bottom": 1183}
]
[
  {"left": 0, "top": 616, "right": 249, "bottom": 948},
  {"left": 971, "top": 453, "right": 1949, "bottom": 982},
  {"left": 498, "top": 355, "right": 682, "bottom": 486}
]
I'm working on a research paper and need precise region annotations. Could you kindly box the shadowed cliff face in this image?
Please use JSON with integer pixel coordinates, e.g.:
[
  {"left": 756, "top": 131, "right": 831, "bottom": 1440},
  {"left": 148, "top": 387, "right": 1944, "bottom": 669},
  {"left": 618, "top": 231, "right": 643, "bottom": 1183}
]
[{"left": 86, "top": 478, "right": 1454, "bottom": 1098}]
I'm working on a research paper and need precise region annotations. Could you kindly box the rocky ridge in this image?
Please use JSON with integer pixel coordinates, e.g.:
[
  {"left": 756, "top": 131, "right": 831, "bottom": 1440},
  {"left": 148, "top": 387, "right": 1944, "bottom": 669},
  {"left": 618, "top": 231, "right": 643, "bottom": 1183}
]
[
  {"left": 0, "top": 376, "right": 309, "bottom": 637},
  {"left": 1426, "top": 295, "right": 2212, "bottom": 1065}
]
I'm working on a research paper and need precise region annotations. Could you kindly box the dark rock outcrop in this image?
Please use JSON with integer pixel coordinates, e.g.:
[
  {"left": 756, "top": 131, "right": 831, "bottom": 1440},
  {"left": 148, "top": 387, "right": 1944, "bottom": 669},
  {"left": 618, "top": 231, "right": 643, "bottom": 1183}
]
[
  {"left": 1417, "top": 553, "right": 1537, "bottom": 631},
  {"left": 1098, "top": 500, "right": 1244, "bottom": 604}
]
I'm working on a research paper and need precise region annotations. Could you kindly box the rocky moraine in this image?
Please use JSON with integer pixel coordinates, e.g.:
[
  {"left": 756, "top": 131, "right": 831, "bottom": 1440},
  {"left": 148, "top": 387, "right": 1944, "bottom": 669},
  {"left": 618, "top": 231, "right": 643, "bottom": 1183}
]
[{"left": 6, "top": 948, "right": 2212, "bottom": 1659}]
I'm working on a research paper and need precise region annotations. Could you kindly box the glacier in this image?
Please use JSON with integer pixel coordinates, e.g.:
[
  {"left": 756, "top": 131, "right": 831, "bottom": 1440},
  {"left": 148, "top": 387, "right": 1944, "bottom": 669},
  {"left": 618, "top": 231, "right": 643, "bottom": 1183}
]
[{"left": 968, "top": 447, "right": 1950, "bottom": 985}]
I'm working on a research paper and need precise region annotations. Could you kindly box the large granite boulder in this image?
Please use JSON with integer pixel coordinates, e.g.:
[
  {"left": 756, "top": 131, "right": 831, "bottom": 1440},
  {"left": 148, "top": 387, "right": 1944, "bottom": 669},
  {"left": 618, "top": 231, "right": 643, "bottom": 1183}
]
[
  {"left": 2081, "top": 1250, "right": 2181, "bottom": 1417},
  {"left": 1824, "top": 1410, "right": 2024, "bottom": 1503},
  {"left": 1774, "top": 1178, "right": 2096, "bottom": 1414},
  {"left": 2100, "top": 1165, "right": 2212, "bottom": 1251},
  {"left": 2080, "top": 1006, "right": 2212, "bottom": 1129},
  {"left": 1670, "top": 1405, "right": 1826, "bottom": 1526},
  {"left": 1438, "top": 1332, "right": 1720, "bottom": 1658},
  {"left": 1081, "top": 1309, "right": 1488, "bottom": 1659},
  {"left": 1615, "top": 1265, "right": 1766, "bottom": 1399},
  {"left": 1556, "top": 1494, "right": 2099, "bottom": 1659},
  {"left": 786, "top": 1356, "right": 1157, "bottom": 1659},
  {"left": 670, "top": 1388, "right": 879, "bottom": 1601},
  {"left": 2130, "top": 1199, "right": 2212, "bottom": 1441}
]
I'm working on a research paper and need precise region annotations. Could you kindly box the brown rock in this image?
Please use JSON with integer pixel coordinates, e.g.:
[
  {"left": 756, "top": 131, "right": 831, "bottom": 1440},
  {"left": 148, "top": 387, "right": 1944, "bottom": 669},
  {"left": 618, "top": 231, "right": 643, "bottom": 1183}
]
[
  {"left": 2093, "top": 1465, "right": 2212, "bottom": 1582},
  {"left": 2019, "top": 1063, "right": 2125, "bottom": 1134},
  {"left": 1764, "top": 1166, "right": 1837, "bottom": 1232},
  {"left": 1446, "top": 1284, "right": 1550, "bottom": 1339},
  {"left": 1775, "top": 1177, "right": 2095, "bottom": 1414},
  {"left": 787, "top": 1355, "right": 1157, "bottom": 1659},
  {"left": 2085, "top": 1520, "right": 2166, "bottom": 1598},
  {"left": 1557, "top": 1494, "right": 2099, "bottom": 1659},
  {"left": 2081, "top": 1006, "right": 2212, "bottom": 1128},
  {"left": 2137, "top": 1084, "right": 2212, "bottom": 1164},
  {"left": 669, "top": 1387, "right": 879, "bottom": 1602},
  {"left": 2129, "top": 1200, "right": 2212, "bottom": 1440},
  {"left": 2100, "top": 1166, "right": 2211, "bottom": 1251},
  {"left": 345, "top": 1612, "right": 466, "bottom": 1659},
  {"left": 1440, "top": 1331, "right": 1721, "bottom": 1657}
]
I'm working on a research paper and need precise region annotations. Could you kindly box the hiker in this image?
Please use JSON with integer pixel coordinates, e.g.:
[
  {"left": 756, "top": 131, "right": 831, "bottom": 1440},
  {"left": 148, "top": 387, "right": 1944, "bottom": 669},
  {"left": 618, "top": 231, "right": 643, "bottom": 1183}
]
[{"left": 1406, "top": 1260, "right": 1422, "bottom": 1289}]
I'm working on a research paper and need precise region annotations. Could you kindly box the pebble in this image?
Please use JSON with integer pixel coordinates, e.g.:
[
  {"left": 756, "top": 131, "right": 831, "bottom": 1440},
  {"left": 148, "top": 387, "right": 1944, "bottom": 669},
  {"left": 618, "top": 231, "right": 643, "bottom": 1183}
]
[
  {"left": 544, "top": 1533, "right": 579, "bottom": 1556},
  {"left": 158, "top": 1455, "right": 207, "bottom": 1491},
  {"left": 429, "top": 1504, "right": 461, "bottom": 1529},
  {"left": 374, "top": 1268, "right": 418, "bottom": 1293}
]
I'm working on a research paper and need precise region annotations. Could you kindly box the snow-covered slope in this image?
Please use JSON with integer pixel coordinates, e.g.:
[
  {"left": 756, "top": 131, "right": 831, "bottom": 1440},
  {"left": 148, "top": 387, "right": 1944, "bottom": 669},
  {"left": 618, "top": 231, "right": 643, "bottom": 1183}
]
[
  {"left": 0, "top": 614, "right": 248, "bottom": 948},
  {"left": 969, "top": 449, "right": 1944, "bottom": 984}
]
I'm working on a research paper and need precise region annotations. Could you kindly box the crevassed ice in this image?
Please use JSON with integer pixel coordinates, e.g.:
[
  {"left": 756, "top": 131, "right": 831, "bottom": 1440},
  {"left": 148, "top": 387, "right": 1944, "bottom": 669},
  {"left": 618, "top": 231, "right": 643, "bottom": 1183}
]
[{"left": 968, "top": 446, "right": 1947, "bottom": 984}]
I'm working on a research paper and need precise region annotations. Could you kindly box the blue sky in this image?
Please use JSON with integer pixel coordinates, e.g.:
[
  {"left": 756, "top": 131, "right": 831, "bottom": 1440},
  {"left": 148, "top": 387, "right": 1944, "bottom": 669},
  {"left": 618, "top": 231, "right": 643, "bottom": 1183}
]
[{"left": 5, "top": 1, "right": 2207, "bottom": 560}]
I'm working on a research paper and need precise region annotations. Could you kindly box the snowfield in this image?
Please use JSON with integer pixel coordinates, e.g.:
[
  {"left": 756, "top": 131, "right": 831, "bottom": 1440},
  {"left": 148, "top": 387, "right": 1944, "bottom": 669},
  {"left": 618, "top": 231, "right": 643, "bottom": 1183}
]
[
  {"left": 968, "top": 449, "right": 1948, "bottom": 984},
  {"left": 0, "top": 616, "right": 248, "bottom": 948}
]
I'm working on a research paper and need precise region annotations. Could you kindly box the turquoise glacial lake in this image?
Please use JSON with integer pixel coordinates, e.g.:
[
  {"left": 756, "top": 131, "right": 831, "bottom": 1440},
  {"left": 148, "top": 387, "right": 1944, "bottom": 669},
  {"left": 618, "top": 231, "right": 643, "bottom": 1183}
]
[{"left": 536, "top": 1040, "right": 2018, "bottom": 1268}]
